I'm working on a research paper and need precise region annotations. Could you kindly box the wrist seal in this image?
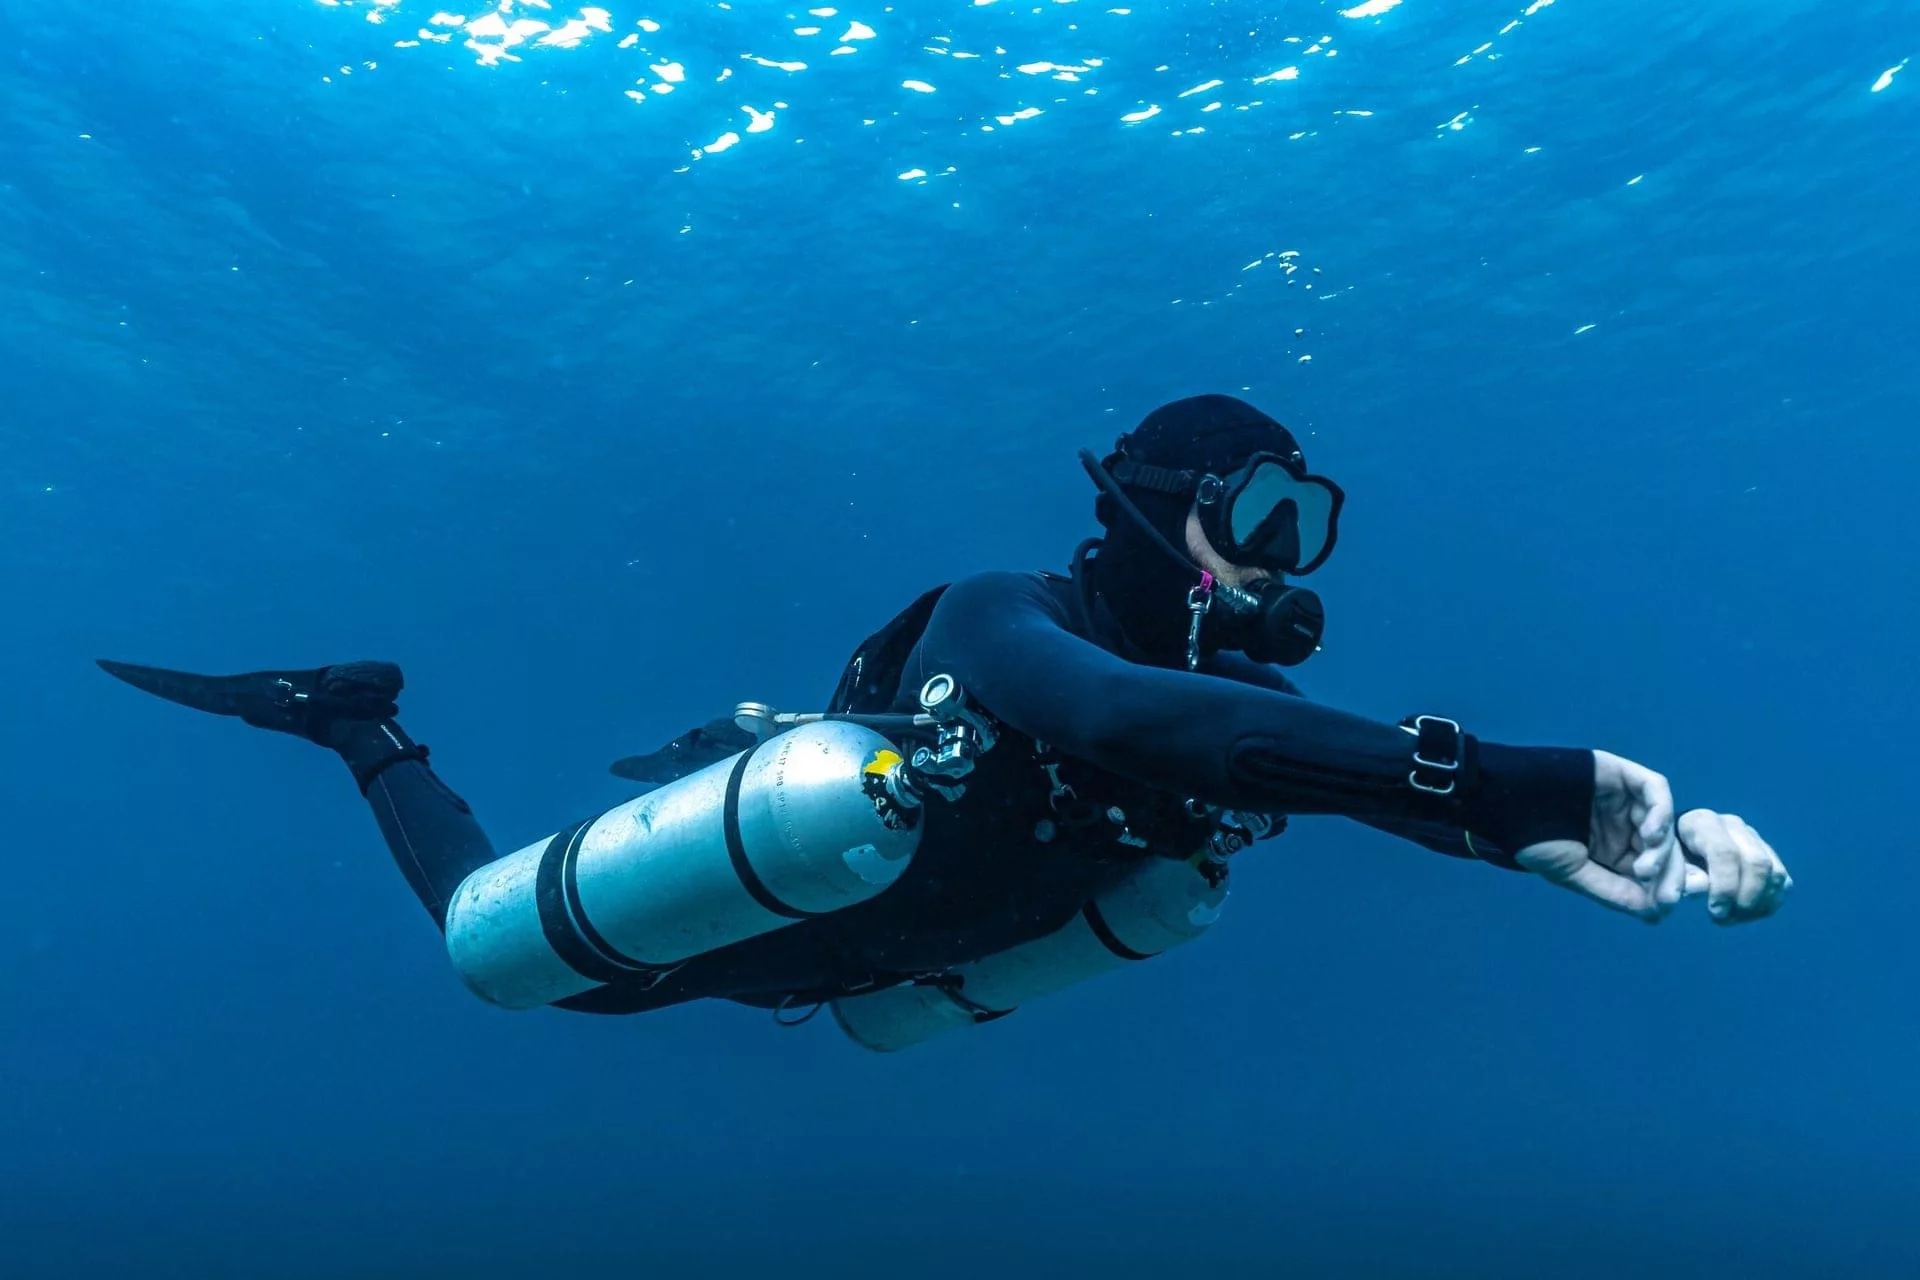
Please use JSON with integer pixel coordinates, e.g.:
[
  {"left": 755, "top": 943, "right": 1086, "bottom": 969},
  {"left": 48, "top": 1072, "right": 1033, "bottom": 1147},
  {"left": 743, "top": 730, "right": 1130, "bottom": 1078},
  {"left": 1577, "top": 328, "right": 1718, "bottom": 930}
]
[{"left": 1466, "top": 742, "right": 1595, "bottom": 857}]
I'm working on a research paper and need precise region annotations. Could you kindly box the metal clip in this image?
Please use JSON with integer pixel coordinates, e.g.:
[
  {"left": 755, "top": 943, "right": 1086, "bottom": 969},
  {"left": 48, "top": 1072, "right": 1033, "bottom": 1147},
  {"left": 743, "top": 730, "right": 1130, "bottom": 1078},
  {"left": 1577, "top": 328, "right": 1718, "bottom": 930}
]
[
  {"left": 1185, "top": 572, "right": 1215, "bottom": 673},
  {"left": 1040, "top": 760, "right": 1076, "bottom": 811}
]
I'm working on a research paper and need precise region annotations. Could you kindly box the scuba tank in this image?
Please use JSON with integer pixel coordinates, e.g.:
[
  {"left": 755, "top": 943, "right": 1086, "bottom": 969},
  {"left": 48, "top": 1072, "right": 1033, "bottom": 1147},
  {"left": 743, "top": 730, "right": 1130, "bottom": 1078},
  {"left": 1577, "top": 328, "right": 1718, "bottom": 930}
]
[
  {"left": 444, "top": 676, "right": 993, "bottom": 1011},
  {"left": 828, "top": 850, "right": 1231, "bottom": 1053}
]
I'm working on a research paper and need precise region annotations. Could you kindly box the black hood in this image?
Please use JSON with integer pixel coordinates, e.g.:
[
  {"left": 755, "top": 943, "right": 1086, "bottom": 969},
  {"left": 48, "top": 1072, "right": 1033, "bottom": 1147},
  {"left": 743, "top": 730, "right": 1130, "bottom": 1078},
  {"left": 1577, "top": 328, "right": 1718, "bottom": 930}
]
[{"left": 1084, "top": 394, "right": 1307, "bottom": 667}]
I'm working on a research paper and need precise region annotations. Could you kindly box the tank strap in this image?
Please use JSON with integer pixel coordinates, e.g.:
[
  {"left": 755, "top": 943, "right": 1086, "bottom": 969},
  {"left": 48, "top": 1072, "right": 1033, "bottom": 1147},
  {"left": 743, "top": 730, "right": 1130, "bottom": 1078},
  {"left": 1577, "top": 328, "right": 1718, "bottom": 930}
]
[
  {"left": 1082, "top": 900, "right": 1156, "bottom": 962},
  {"left": 771, "top": 995, "right": 824, "bottom": 1026},
  {"left": 769, "top": 971, "right": 1015, "bottom": 1029},
  {"left": 916, "top": 972, "right": 1015, "bottom": 1024},
  {"left": 534, "top": 817, "right": 677, "bottom": 987},
  {"left": 721, "top": 750, "right": 827, "bottom": 920}
]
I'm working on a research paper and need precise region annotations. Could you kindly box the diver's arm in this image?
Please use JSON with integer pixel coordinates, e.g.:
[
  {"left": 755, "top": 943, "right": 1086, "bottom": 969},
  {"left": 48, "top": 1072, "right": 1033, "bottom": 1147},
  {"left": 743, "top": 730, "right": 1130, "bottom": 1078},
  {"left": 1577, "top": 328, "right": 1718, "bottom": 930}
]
[
  {"left": 914, "top": 572, "right": 1589, "bottom": 866},
  {"left": 1208, "top": 651, "right": 1513, "bottom": 864},
  {"left": 1349, "top": 814, "right": 1505, "bottom": 863}
]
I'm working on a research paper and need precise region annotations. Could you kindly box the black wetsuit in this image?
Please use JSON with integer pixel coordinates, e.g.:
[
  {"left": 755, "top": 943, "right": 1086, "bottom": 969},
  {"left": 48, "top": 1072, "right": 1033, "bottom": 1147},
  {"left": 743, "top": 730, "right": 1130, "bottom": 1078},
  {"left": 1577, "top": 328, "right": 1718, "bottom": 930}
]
[{"left": 355, "top": 554, "right": 1593, "bottom": 1017}]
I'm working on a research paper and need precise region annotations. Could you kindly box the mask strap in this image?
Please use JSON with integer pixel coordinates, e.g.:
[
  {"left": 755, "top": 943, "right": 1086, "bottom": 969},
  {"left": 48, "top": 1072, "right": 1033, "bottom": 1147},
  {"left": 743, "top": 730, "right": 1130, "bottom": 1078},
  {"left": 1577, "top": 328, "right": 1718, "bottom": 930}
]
[
  {"left": 1078, "top": 449, "right": 1206, "bottom": 584},
  {"left": 1106, "top": 457, "right": 1200, "bottom": 498}
]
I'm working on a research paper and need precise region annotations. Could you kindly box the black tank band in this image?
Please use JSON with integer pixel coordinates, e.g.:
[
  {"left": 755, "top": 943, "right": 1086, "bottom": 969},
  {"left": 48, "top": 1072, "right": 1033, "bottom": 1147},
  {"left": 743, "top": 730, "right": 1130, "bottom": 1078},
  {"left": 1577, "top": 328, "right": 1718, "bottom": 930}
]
[
  {"left": 536, "top": 817, "right": 661, "bottom": 982},
  {"left": 1083, "top": 900, "right": 1155, "bottom": 962},
  {"left": 722, "top": 746, "right": 824, "bottom": 921}
]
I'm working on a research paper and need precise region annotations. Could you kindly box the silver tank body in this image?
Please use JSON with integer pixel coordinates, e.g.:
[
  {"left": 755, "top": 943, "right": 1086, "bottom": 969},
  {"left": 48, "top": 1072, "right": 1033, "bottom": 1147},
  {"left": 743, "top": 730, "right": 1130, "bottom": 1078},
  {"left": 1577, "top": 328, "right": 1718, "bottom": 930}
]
[
  {"left": 830, "top": 853, "right": 1228, "bottom": 1052},
  {"left": 444, "top": 719, "right": 919, "bottom": 1010}
]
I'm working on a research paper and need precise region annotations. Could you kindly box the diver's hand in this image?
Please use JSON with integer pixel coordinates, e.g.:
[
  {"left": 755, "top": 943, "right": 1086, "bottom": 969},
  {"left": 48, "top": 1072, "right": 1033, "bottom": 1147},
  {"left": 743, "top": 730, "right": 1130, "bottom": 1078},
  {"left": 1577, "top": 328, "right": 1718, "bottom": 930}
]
[
  {"left": 1512, "top": 750, "right": 1707, "bottom": 922},
  {"left": 1677, "top": 808, "right": 1792, "bottom": 925}
]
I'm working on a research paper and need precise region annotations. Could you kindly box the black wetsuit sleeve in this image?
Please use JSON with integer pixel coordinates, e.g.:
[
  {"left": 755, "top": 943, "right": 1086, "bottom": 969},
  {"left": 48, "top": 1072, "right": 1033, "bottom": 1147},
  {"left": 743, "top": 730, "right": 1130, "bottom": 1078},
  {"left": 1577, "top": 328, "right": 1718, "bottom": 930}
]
[
  {"left": 1209, "top": 644, "right": 1522, "bottom": 865},
  {"left": 909, "top": 572, "right": 1592, "bottom": 863},
  {"left": 1352, "top": 814, "right": 1505, "bottom": 863}
]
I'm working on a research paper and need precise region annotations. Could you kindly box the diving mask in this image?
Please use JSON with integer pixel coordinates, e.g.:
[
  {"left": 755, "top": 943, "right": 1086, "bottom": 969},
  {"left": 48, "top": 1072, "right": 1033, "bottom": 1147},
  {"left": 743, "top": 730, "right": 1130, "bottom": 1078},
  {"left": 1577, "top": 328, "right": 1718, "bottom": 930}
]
[
  {"left": 1078, "top": 447, "right": 1332, "bottom": 669},
  {"left": 1101, "top": 448, "right": 1342, "bottom": 576}
]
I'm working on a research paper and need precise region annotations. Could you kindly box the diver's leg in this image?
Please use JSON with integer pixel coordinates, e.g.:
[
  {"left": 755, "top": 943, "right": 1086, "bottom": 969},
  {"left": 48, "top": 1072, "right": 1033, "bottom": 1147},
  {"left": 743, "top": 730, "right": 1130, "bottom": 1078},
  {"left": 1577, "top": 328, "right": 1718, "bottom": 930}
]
[
  {"left": 96, "top": 658, "right": 494, "bottom": 928},
  {"left": 328, "top": 718, "right": 496, "bottom": 928}
]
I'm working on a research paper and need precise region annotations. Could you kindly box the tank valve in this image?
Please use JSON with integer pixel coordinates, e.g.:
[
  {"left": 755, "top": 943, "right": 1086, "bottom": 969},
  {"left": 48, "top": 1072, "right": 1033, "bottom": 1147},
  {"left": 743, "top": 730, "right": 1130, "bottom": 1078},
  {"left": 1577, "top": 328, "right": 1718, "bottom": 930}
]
[
  {"left": 1189, "top": 808, "right": 1279, "bottom": 887},
  {"left": 879, "top": 675, "right": 998, "bottom": 808}
]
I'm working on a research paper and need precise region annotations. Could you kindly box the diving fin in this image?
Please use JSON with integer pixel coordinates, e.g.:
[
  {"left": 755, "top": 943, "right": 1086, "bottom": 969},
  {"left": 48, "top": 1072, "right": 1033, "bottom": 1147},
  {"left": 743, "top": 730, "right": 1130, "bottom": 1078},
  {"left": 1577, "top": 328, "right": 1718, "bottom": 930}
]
[
  {"left": 609, "top": 716, "right": 757, "bottom": 785},
  {"left": 95, "top": 658, "right": 402, "bottom": 742}
]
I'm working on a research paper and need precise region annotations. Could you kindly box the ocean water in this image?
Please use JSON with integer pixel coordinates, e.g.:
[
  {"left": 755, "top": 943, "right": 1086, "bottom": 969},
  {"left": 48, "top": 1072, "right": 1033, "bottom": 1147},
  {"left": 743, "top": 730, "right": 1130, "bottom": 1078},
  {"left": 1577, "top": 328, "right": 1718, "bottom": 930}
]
[{"left": 2, "top": 1, "right": 1915, "bottom": 1276}]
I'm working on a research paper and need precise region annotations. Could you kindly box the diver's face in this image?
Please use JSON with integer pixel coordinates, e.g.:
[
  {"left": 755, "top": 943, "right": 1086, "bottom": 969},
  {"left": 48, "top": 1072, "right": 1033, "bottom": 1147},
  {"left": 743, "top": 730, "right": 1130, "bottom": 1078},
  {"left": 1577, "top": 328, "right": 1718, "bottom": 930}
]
[{"left": 1184, "top": 504, "right": 1275, "bottom": 591}]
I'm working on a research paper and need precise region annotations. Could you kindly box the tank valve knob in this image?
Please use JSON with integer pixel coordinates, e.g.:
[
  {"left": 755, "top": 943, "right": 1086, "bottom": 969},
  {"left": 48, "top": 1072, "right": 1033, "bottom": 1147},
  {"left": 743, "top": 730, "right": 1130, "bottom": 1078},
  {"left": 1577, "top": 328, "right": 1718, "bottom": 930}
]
[
  {"left": 918, "top": 674, "right": 996, "bottom": 752},
  {"left": 734, "top": 701, "right": 780, "bottom": 739},
  {"left": 875, "top": 676, "right": 998, "bottom": 808}
]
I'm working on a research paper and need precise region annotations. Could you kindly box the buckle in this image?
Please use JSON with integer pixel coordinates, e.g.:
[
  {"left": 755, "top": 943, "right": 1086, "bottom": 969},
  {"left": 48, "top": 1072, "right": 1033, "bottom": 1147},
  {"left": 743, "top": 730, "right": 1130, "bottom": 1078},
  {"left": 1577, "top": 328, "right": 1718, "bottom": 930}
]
[
  {"left": 1403, "top": 714, "right": 1462, "bottom": 795},
  {"left": 269, "top": 678, "right": 309, "bottom": 709}
]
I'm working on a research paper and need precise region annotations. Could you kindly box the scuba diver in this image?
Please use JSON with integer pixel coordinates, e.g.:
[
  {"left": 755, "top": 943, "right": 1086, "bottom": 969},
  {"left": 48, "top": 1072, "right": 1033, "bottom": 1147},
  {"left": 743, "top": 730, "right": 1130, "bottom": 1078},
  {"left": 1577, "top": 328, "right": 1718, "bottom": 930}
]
[{"left": 97, "top": 394, "right": 1792, "bottom": 1051}]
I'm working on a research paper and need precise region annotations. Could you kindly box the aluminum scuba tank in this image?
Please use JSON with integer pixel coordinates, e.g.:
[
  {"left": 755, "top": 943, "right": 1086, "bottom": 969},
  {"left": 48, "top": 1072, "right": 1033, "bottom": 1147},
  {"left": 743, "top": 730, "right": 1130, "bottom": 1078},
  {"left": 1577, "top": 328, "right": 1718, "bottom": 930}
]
[
  {"left": 443, "top": 719, "right": 921, "bottom": 1011},
  {"left": 829, "top": 852, "right": 1228, "bottom": 1053}
]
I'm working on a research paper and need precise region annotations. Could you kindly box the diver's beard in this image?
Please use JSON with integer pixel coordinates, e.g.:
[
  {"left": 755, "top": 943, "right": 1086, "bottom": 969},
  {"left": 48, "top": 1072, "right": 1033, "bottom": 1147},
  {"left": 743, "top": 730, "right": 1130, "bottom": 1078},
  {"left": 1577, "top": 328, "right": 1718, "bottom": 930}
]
[
  {"left": 1089, "top": 524, "right": 1203, "bottom": 667},
  {"left": 1090, "top": 534, "right": 1324, "bottom": 669}
]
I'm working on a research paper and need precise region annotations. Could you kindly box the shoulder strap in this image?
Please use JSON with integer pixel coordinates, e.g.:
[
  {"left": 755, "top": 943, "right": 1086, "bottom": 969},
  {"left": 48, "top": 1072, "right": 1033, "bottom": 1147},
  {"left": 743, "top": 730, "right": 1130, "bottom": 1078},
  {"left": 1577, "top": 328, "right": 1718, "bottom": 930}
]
[{"left": 825, "top": 584, "right": 951, "bottom": 715}]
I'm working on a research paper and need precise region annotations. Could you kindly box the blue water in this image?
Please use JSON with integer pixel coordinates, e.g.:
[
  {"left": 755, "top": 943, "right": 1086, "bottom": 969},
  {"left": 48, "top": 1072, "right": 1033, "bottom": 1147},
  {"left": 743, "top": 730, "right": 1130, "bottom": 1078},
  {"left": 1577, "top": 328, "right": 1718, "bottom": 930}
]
[{"left": 4, "top": 1, "right": 1915, "bottom": 1275}]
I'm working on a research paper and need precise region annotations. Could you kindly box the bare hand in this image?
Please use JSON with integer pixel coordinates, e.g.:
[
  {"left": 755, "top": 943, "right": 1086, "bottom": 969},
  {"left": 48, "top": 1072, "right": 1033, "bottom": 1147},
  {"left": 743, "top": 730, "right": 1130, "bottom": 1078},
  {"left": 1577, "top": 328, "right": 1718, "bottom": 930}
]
[
  {"left": 1678, "top": 808, "right": 1792, "bottom": 925},
  {"left": 1513, "top": 751, "right": 1706, "bottom": 922},
  {"left": 1512, "top": 753, "right": 1793, "bottom": 924}
]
